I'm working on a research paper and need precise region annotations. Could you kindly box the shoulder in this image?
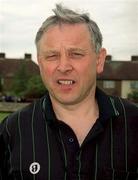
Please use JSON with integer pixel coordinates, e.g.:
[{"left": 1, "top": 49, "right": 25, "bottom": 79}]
[
  {"left": 108, "top": 96, "right": 138, "bottom": 137},
  {"left": 115, "top": 97, "right": 138, "bottom": 116},
  {"left": 110, "top": 95, "right": 138, "bottom": 118},
  {"left": 0, "top": 95, "right": 46, "bottom": 135}
]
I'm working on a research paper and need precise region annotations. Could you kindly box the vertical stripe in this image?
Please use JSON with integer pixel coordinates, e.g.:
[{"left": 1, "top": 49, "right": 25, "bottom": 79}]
[
  {"left": 59, "top": 129, "right": 67, "bottom": 180},
  {"left": 126, "top": 172, "right": 129, "bottom": 180},
  {"left": 109, "top": 97, "right": 119, "bottom": 116},
  {"left": 42, "top": 97, "right": 51, "bottom": 180},
  {"left": 31, "top": 103, "right": 36, "bottom": 180},
  {"left": 6, "top": 118, "right": 12, "bottom": 174},
  {"left": 17, "top": 111, "right": 23, "bottom": 180},
  {"left": 118, "top": 98, "right": 128, "bottom": 172},
  {"left": 78, "top": 150, "right": 82, "bottom": 180},
  {"left": 45, "top": 121, "right": 51, "bottom": 180},
  {"left": 0, "top": 172, "right": 1, "bottom": 180},
  {"left": 109, "top": 97, "right": 118, "bottom": 180},
  {"left": 110, "top": 118, "right": 115, "bottom": 180},
  {"left": 136, "top": 168, "right": 138, "bottom": 180},
  {"left": 94, "top": 143, "right": 98, "bottom": 180},
  {"left": 5, "top": 118, "right": 11, "bottom": 137}
]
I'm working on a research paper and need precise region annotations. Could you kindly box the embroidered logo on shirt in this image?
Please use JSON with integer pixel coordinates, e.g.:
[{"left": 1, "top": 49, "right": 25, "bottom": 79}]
[{"left": 29, "top": 162, "right": 40, "bottom": 174}]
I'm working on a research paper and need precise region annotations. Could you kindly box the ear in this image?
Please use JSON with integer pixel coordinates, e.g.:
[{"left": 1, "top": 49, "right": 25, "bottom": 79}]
[
  {"left": 37, "top": 53, "right": 42, "bottom": 67},
  {"left": 96, "top": 48, "right": 107, "bottom": 74}
]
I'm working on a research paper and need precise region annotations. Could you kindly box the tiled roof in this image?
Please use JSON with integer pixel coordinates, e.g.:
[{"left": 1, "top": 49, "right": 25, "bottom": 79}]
[
  {"left": 0, "top": 57, "right": 138, "bottom": 81},
  {"left": 98, "top": 60, "right": 138, "bottom": 80},
  {"left": 0, "top": 58, "right": 39, "bottom": 77}
]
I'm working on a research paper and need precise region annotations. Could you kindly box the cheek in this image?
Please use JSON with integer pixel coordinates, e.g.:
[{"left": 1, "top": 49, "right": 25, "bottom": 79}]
[
  {"left": 38, "top": 64, "right": 54, "bottom": 87},
  {"left": 39, "top": 66, "right": 54, "bottom": 89},
  {"left": 79, "top": 61, "right": 96, "bottom": 77},
  {"left": 39, "top": 63, "right": 54, "bottom": 77}
]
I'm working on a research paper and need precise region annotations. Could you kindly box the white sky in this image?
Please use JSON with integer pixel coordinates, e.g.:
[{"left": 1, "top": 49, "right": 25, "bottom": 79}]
[{"left": 0, "top": 0, "right": 138, "bottom": 62}]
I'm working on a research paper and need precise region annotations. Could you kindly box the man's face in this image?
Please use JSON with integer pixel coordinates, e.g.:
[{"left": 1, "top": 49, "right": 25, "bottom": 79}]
[{"left": 37, "top": 23, "right": 106, "bottom": 105}]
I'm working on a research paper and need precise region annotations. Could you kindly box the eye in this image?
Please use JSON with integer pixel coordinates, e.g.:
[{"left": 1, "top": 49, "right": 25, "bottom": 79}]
[
  {"left": 70, "top": 52, "right": 84, "bottom": 58},
  {"left": 47, "top": 55, "right": 56, "bottom": 58},
  {"left": 45, "top": 54, "right": 58, "bottom": 61}
]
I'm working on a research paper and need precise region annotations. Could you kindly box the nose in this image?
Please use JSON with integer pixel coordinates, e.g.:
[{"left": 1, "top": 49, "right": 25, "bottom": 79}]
[{"left": 57, "top": 56, "right": 73, "bottom": 73}]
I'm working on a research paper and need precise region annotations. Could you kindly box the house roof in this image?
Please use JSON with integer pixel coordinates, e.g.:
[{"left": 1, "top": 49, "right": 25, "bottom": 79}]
[
  {"left": 0, "top": 58, "right": 39, "bottom": 78},
  {"left": 98, "top": 60, "right": 138, "bottom": 80},
  {"left": 0, "top": 55, "right": 138, "bottom": 81}
]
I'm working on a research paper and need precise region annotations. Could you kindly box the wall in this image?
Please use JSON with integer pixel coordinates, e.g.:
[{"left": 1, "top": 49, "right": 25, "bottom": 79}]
[{"left": 121, "top": 80, "right": 131, "bottom": 98}]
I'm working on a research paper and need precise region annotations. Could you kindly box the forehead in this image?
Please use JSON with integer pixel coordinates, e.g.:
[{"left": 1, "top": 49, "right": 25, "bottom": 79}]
[
  {"left": 45, "top": 23, "right": 90, "bottom": 34},
  {"left": 39, "top": 23, "right": 91, "bottom": 48}
]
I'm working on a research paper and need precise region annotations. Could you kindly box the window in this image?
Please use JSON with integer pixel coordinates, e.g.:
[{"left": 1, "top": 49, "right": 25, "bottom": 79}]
[
  {"left": 130, "top": 81, "right": 138, "bottom": 89},
  {"left": 103, "top": 81, "right": 115, "bottom": 89}
]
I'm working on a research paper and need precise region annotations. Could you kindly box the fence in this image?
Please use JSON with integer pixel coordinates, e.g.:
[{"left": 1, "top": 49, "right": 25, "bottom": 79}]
[{"left": 0, "top": 102, "right": 30, "bottom": 113}]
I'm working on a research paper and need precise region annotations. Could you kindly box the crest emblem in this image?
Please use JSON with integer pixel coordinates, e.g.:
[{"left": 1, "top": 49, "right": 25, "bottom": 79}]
[{"left": 29, "top": 162, "right": 40, "bottom": 174}]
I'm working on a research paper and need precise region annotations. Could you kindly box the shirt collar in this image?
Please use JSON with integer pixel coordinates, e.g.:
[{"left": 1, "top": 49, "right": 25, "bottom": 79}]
[
  {"left": 42, "top": 87, "right": 120, "bottom": 125},
  {"left": 95, "top": 87, "right": 119, "bottom": 126},
  {"left": 41, "top": 93, "right": 57, "bottom": 125}
]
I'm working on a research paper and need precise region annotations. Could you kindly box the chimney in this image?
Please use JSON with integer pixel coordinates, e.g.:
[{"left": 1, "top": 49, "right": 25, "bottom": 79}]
[
  {"left": 24, "top": 53, "right": 32, "bottom": 60},
  {"left": 106, "top": 55, "right": 112, "bottom": 61},
  {"left": 0, "top": 52, "right": 6, "bottom": 59},
  {"left": 131, "top": 55, "right": 138, "bottom": 61}
]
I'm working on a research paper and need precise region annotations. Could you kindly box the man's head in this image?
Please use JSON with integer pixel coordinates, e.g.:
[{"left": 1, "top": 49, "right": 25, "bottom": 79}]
[
  {"left": 35, "top": 4, "right": 106, "bottom": 106},
  {"left": 35, "top": 4, "right": 103, "bottom": 54}
]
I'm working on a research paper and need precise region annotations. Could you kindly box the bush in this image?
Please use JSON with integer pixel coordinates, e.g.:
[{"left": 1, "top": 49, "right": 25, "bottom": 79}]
[
  {"left": 11, "top": 63, "right": 47, "bottom": 100},
  {"left": 128, "top": 90, "right": 138, "bottom": 103},
  {"left": 24, "top": 75, "right": 47, "bottom": 99}
]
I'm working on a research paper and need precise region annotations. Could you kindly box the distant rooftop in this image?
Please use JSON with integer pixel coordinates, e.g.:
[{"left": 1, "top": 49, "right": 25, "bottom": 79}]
[{"left": 0, "top": 52, "right": 138, "bottom": 80}]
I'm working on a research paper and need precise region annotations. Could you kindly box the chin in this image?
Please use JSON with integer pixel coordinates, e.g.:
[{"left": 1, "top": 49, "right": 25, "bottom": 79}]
[{"left": 54, "top": 95, "right": 79, "bottom": 105}]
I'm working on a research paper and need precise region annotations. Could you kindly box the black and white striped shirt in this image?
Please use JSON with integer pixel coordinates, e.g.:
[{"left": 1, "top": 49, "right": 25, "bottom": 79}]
[{"left": 0, "top": 88, "right": 138, "bottom": 180}]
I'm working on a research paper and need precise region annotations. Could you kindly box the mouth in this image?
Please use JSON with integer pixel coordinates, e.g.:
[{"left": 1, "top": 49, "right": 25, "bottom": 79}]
[{"left": 57, "top": 80, "right": 76, "bottom": 85}]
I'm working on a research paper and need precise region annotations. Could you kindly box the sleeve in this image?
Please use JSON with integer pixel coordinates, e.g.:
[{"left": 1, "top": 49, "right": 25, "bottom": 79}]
[{"left": 0, "top": 118, "right": 9, "bottom": 180}]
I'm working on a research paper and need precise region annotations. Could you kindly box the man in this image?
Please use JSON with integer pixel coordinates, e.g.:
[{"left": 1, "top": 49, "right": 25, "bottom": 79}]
[{"left": 0, "top": 4, "right": 138, "bottom": 180}]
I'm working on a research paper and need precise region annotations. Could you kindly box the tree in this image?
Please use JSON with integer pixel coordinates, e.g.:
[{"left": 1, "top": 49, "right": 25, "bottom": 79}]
[
  {"left": 0, "top": 75, "right": 2, "bottom": 92},
  {"left": 127, "top": 90, "right": 138, "bottom": 103},
  {"left": 24, "top": 75, "right": 47, "bottom": 99},
  {"left": 11, "top": 64, "right": 47, "bottom": 99},
  {"left": 11, "top": 62, "right": 30, "bottom": 97}
]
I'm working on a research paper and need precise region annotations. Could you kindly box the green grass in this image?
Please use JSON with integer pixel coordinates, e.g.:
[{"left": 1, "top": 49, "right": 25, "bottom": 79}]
[{"left": 0, "top": 112, "right": 10, "bottom": 122}]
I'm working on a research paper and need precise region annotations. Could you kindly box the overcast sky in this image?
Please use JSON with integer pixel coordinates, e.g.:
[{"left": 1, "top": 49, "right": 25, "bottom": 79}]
[{"left": 0, "top": 0, "right": 138, "bottom": 62}]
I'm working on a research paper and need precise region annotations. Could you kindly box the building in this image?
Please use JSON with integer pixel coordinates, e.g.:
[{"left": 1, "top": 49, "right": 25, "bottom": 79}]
[
  {"left": 0, "top": 52, "right": 138, "bottom": 101},
  {"left": 0, "top": 53, "right": 39, "bottom": 93},
  {"left": 97, "top": 55, "right": 138, "bottom": 101}
]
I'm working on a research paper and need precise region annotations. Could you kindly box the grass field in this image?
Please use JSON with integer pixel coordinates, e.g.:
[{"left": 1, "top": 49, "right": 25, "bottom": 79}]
[{"left": 0, "top": 112, "right": 10, "bottom": 122}]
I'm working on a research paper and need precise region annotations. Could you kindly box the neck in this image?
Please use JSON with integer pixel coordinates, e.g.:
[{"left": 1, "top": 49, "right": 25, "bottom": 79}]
[
  {"left": 50, "top": 91, "right": 99, "bottom": 124},
  {"left": 50, "top": 90, "right": 99, "bottom": 145}
]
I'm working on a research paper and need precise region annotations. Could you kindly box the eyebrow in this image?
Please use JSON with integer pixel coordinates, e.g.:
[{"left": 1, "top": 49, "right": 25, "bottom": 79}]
[
  {"left": 40, "top": 48, "right": 88, "bottom": 56},
  {"left": 43, "top": 50, "right": 58, "bottom": 54},
  {"left": 68, "top": 48, "right": 87, "bottom": 53}
]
